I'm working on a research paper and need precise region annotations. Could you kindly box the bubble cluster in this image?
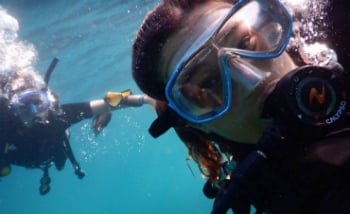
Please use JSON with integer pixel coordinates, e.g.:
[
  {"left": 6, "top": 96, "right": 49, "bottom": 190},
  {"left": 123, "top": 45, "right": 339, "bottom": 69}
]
[
  {"left": 283, "top": 0, "right": 335, "bottom": 65},
  {"left": 0, "top": 8, "right": 58, "bottom": 107},
  {"left": 0, "top": 8, "right": 37, "bottom": 75}
]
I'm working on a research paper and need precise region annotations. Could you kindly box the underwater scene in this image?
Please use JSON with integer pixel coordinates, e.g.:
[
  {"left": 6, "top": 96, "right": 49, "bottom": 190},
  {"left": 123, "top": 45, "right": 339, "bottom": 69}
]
[{"left": 0, "top": 0, "right": 347, "bottom": 214}]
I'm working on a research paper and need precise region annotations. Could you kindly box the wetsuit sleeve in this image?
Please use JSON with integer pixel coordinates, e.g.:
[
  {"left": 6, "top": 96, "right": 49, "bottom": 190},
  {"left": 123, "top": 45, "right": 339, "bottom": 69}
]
[{"left": 61, "top": 102, "right": 94, "bottom": 125}]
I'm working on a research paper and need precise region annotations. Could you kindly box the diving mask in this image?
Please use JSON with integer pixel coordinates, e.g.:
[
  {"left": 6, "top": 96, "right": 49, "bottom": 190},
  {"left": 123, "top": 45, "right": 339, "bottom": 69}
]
[
  {"left": 10, "top": 90, "right": 51, "bottom": 125},
  {"left": 165, "top": 0, "right": 293, "bottom": 124}
]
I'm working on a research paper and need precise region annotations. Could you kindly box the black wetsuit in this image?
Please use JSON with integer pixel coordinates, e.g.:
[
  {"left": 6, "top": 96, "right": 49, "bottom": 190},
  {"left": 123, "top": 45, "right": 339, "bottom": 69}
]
[{"left": 0, "top": 99, "right": 93, "bottom": 171}]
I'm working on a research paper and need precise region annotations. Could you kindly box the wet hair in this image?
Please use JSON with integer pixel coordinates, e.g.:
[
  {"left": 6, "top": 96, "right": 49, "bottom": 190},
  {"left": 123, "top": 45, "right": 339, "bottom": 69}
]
[
  {"left": 154, "top": 100, "right": 223, "bottom": 181},
  {"left": 175, "top": 127, "right": 223, "bottom": 180}
]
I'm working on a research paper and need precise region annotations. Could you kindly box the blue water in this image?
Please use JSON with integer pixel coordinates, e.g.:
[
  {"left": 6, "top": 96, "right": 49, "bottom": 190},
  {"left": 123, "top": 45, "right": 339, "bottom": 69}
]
[{"left": 0, "top": 1, "right": 214, "bottom": 213}]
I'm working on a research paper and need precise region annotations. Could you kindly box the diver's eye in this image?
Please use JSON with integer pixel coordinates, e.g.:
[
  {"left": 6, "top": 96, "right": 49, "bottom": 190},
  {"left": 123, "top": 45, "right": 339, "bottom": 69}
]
[
  {"left": 180, "top": 73, "right": 193, "bottom": 84},
  {"left": 238, "top": 36, "right": 250, "bottom": 49},
  {"left": 237, "top": 34, "right": 256, "bottom": 50}
]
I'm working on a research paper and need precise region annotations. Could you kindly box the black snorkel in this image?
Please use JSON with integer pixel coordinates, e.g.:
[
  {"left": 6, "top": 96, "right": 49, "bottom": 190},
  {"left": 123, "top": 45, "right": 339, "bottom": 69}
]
[
  {"left": 44, "top": 57, "right": 59, "bottom": 86},
  {"left": 149, "top": 106, "right": 187, "bottom": 138},
  {"left": 42, "top": 57, "right": 86, "bottom": 183}
]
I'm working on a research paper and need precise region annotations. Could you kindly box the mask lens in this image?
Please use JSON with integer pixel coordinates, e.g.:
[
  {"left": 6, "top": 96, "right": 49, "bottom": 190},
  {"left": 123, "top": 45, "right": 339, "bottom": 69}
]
[
  {"left": 215, "top": 0, "right": 292, "bottom": 57},
  {"left": 11, "top": 91, "right": 50, "bottom": 116},
  {"left": 168, "top": 47, "right": 229, "bottom": 122}
]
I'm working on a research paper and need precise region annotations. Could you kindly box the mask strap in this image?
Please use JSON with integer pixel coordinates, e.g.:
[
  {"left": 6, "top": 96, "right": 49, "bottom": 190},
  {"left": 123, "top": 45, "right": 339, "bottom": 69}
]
[{"left": 148, "top": 106, "right": 186, "bottom": 138}]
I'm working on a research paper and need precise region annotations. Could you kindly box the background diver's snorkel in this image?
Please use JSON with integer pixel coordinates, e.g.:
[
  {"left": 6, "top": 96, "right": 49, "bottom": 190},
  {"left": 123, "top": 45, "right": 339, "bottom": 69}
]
[
  {"left": 36, "top": 57, "right": 86, "bottom": 194},
  {"left": 44, "top": 57, "right": 59, "bottom": 86}
]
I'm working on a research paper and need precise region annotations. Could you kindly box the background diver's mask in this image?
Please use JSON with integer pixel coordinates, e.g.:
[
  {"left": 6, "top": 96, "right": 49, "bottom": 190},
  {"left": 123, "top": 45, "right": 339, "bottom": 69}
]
[
  {"left": 165, "top": 0, "right": 293, "bottom": 124},
  {"left": 10, "top": 90, "right": 51, "bottom": 126}
]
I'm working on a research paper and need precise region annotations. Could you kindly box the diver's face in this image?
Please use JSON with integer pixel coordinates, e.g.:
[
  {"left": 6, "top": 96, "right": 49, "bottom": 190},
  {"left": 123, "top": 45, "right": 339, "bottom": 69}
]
[
  {"left": 160, "top": 2, "right": 296, "bottom": 143},
  {"left": 11, "top": 90, "right": 51, "bottom": 127},
  {"left": 17, "top": 106, "right": 49, "bottom": 127}
]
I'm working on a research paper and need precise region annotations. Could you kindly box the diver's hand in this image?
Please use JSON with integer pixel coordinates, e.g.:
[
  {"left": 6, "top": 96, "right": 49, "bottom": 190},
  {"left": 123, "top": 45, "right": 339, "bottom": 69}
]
[
  {"left": 211, "top": 151, "right": 289, "bottom": 214},
  {"left": 211, "top": 151, "right": 267, "bottom": 214},
  {"left": 256, "top": 122, "right": 292, "bottom": 159},
  {"left": 92, "top": 112, "right": 112, "bottom": 136},
  {"left": 75, "top": 168, "right": 85, "bottom": 179},
  {"left": 211, "top": 179, "right": 251, "bottom": 214}
]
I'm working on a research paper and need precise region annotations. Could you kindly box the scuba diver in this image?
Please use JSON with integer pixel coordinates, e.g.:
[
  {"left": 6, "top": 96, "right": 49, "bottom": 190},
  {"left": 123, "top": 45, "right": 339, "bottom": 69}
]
[
  {"left": 131, "top": 0, "right": 350, "bottom": 213},
  {"left": 0, "top": 58, "right": 153, "bottom": 195}
]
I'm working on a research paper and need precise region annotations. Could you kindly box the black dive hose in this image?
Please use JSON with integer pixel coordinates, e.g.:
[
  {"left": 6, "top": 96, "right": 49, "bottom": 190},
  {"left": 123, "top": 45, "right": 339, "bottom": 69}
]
[
  {"left": 211, "top": 123, "right": 301, "bottom": 214},
  {"left": 211, "top": 151, "right": 267, "bottom": 214}
]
